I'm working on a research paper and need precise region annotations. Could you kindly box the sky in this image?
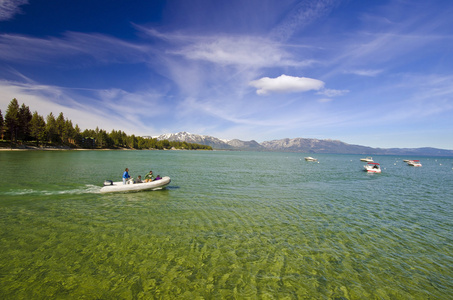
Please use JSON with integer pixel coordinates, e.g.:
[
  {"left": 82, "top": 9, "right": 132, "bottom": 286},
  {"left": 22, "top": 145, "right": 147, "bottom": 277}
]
[{"left": 1, "top": 0, "right": 453, "bottom": 149}]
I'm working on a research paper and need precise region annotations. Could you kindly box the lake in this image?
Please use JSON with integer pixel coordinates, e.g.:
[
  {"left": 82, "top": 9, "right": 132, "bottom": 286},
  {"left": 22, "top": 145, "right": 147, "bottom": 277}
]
[{"left": 0, "top": 150, "right": 452, "bottom": 299}]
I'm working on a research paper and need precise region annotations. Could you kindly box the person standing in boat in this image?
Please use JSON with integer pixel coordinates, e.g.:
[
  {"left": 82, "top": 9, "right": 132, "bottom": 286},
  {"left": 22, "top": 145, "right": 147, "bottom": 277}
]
[
  {"left": 123, "top": 168, "right": 131, "bottom": 184},
  {"left": 144, "top": 170, "right": 154, "bottom": 182}
]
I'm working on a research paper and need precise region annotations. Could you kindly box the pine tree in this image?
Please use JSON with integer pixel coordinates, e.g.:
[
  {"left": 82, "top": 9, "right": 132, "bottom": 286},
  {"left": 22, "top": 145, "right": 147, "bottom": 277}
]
[
  {"left": 5, "top": 98, "right": 20, "bottom": 145},
  {"left": 18, "top": 103, "right": 32, "bottom": 141},
  {"left": 56, "top": 112, "right": 66, "bottom": 144},
  {"left": 64, "top": 119, "right": 74, "bottom": 145},
  {"left": 0, "top": 109, "right": 4, "bottom": 140},
  {"left": 30, "top": 111, "right": 46, "bottom": 147},
  {"left": 73, "top": 124, "right": 82, "bottom": 145},
  {"left": 46, "top": 112, "right": 58, "bottom": 143}
]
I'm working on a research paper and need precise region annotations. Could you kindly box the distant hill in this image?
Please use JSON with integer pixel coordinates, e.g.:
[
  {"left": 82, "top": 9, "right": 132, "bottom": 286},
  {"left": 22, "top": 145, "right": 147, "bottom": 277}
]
[
  {"left": 260, "top": 138, "right": 372, "bottom": 154},
  {"left": 154, "top": 132, "right": 453, "bottom": 156},
  {"left": 226, "top": 139, "right": 264, "bottom": 150}
]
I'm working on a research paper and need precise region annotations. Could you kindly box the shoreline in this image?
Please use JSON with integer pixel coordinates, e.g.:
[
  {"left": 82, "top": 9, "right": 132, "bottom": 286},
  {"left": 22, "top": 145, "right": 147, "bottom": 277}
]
[
  {"left": 0, "top": 146, "right": 201, "bottom": 151},
  {"left": 0, "top": 146, "right": 131, "bottom": 151}
]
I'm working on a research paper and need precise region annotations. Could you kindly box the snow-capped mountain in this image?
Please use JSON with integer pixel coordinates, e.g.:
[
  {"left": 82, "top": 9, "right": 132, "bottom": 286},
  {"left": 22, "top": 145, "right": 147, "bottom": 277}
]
[
  {"left": 153, "top": 132, "right": 453, "bottom": 155},
  {"left": 154, "top": 132, "right": 235, "bottom": 149}
]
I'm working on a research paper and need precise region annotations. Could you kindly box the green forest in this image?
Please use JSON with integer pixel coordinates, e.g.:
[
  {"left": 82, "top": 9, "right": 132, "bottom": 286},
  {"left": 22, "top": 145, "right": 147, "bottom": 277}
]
[{"left": 0, "top": 98, "right": 212, "bottom": 150}]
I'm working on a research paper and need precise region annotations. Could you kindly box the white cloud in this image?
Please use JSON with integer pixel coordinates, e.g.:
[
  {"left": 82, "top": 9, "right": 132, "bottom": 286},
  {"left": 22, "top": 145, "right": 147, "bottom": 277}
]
[
  {"left": 249, "top": 74, "right": 324, "bottom": 95},
  {"left": 0, "top": 0, "right": 28, "bottom": 21}
]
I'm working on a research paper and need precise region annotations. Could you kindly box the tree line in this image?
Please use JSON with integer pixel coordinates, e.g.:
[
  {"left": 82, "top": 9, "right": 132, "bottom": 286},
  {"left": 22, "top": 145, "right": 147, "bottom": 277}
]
[{"left": 0, "top": 98, "right": 212, "bottom": 150}]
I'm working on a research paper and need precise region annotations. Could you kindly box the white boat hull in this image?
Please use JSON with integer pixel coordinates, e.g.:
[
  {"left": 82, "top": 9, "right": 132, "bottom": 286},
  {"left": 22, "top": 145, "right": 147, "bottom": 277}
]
[
  {"left": 364, "top": 163, "right": 381, "bottom": 173},
  {"left": 100, "top": 176, "right": 171, "bottom": 193},
  {"left": 407, "top": 160, "right": 422, "bottom": 167},
  {"left": 409, "top": 163, "right": 422, "bottom": 167},
  {"left": 360, "top": 157, "right": 373, "bottom": 162},
  {"left": 304, "top": 157, "right": 318, "bottom": 162},
  {"left": 364, "top": 167, "right": 381, "bottom": 173}
]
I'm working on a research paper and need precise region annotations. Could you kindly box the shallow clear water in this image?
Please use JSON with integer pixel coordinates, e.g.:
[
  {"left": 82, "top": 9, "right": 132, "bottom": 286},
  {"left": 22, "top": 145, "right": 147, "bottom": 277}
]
[{"left": 0, "top": 150, "right": 452, "bottom": 299}]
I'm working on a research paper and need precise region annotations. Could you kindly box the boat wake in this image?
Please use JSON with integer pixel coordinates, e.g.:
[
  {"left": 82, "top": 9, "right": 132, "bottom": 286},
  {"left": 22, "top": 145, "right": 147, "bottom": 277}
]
[{"left": 2, "top": 185, "right": 102, "bottom": 196}]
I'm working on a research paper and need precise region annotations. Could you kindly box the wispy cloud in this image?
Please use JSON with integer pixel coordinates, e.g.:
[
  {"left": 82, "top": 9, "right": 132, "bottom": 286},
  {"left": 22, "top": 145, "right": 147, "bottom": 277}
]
[
  {"left": 345, "top": 69, "right": 383, "bottom": 77},
  {"left": 0, "top": 0, "right": 28, "bottom": 21},
  {"left": 175, "top": 36, "right": 301, "bottom": 68},
  {"left": 319, "top": 1, "right": 453, "bottom": 80},
  {"left": 138, "top": 27, "right": 315, "bottom": 69},
  {"left": 270, "top": 0, "right": 338, "bottom": 41},
  {"left": 317, "top": 88, "right": 349, "bottom": 97},
  {"left": 0, "top": 32, "right": 150, "bottom": 65},
  {"left": 0, "top": 79, "right": 162, "bottom": 135}
]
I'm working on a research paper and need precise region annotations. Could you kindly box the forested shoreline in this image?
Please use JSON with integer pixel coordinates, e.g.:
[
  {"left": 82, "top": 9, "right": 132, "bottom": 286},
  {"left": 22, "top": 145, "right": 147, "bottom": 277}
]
[{"left": 0, "top": 98, "right": 212, "bottom": 150}]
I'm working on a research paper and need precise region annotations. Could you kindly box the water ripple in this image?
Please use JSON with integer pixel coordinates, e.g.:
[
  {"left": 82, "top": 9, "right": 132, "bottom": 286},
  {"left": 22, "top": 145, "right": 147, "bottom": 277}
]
[{"left": 0, "top": 151, "right": 451, "bottom": 298}]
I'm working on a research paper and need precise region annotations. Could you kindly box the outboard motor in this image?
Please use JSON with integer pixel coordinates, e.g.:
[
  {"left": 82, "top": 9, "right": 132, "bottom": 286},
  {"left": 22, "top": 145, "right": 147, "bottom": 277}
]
[{"left": 103, "top": 180, "right": 113, "bottom": 186}]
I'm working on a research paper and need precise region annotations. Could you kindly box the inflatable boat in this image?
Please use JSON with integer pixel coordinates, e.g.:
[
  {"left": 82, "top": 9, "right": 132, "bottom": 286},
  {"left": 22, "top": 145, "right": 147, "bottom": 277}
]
[{"left": 100, "top": 176, "right": 171, "bottom": 193}]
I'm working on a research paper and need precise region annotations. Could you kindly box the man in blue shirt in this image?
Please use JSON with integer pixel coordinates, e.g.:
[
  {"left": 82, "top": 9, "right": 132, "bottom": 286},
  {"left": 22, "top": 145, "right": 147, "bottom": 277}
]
[{"left": 123, "top": 168, "right": 131, "bottom": 184}]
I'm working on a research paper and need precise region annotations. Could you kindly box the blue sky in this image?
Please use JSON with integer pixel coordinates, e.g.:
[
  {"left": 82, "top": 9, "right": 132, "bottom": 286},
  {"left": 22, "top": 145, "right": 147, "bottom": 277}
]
[{"left": 1, "top": 0, "right": 452, "bottom": 149}]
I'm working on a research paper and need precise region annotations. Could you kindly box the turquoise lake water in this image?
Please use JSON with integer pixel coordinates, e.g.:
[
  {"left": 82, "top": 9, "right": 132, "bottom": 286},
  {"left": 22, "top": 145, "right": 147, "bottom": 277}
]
[{"left": 0, "top": 150, "right": 452, "bottom": 299}]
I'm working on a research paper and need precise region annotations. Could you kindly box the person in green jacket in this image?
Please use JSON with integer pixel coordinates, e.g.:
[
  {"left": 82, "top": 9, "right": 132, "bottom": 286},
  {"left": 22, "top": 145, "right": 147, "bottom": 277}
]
[{"left": 144, "top": 170, "right": 154, "bottom": 182}]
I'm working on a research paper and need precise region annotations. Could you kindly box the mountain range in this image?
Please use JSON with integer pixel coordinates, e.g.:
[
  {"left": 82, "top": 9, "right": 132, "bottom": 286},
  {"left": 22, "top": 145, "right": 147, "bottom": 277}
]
[{"left": 153, "top": 132, "right": 453, "bottom": 156}]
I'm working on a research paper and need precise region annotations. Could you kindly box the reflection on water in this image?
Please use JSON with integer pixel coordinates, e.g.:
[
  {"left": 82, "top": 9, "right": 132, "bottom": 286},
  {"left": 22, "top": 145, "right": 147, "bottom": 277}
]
[{"left": 0, "top": 151, "right": 452, "bottom": 298}]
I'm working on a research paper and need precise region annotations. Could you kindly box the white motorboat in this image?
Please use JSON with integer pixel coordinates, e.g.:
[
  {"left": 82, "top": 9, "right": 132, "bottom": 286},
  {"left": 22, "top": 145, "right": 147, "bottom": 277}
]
[
  {"left": 360, "top": 157, "right": 374, "bottom": 162},
  {"left": 407, "top": 160, "right": 422, "bottom": 167},
  {"left": 100, "top": 176, "right": 171, "bottom": 193},
  {"left": 364, "top": 162, "right": 381, "bottom": 173},
  {"left": 304, "top": 157, "right": 318, "bottom": 162}
]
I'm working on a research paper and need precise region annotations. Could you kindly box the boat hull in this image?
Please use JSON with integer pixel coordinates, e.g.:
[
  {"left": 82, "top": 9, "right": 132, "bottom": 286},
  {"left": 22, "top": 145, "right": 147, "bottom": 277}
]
[
  {"left": 364, "top": 167, "right": 381, "bottom": 173},
  {"left": 304, "top": 157, "right": 318, "bottom": 162},
  {"left": 100, "top": 176, "right": 171, "bottom": 193},
  {"left": 364, "top": 163, "right": 381, "bottom": 173},
  {"left": 407, "top": 160, "right": 422, "bottom": 167},
  {"left": 360, "top": 157, "right": 373, "bottom": 162}
]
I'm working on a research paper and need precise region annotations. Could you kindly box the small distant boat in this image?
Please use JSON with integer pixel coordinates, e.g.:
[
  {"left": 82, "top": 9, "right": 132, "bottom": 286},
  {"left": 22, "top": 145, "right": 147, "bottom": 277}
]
[
  {"left": 360, "top": 157, "right": 374, "bottom": 162},
  {"left": 304, "top": 157, "right": 318, "bottom": 162},
  {"left": 407, "top": 160, "right": 422, "bottom": 167},
  {"left": 364, "top": 162, "right": 381, "bottom": 173},
  {"left": 100, "top": 176, "right": 171, "bottom": 193}
]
